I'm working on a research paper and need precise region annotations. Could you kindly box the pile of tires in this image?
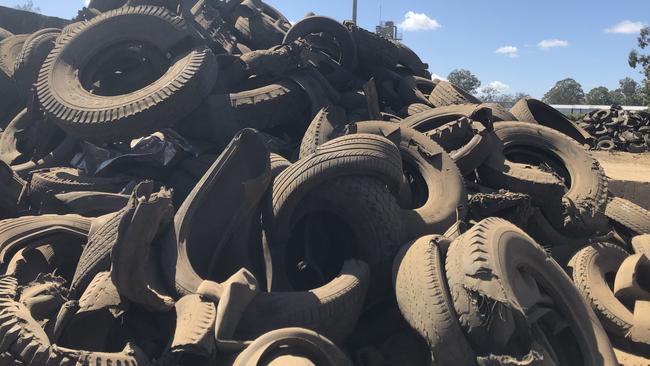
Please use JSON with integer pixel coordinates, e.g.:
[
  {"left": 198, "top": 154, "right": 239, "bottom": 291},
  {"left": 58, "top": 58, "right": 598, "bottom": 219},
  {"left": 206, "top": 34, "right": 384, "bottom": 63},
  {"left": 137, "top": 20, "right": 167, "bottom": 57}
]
[
  {"left": 579, "top": 105, "right": 650, "bottom": 152},
  {"left": 0, "top": 1, "right": 647, "bottom": 365}
]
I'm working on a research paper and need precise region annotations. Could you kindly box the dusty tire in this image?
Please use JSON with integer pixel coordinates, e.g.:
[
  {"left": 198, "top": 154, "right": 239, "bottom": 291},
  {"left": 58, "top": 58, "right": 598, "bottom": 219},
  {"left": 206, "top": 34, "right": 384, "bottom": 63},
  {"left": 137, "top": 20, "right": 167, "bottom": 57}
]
[
  {"left": 450, "top": 129, "right": 492, "bottom": 176},
  {"left": 401, "top": 103, "right": 493, "bottom": 133},
  {"left": 298, "top": 106, "right": 347, "bottom": 158},
  {"left": 0, "top": 28, "right": 12, "bottom": 42},
  {"left": 605, "top": 197, "right": 650, "bottom": 235},
  {"left": 344, "top": 21, "right": 399, "bottom": 69},
  {"left": 284, "top": 16, "right": 358, "bottom": 71},
  {"left": 393, "top": 236, "right": 476, "bottom": 365},
  {"left": 161, "top": 129, "right": 271, "bottom": 296},
  {"left": 391, "top": 40, "right": 429, "bottom": 77},
  {"left": 510, "top": 98, "right": 592, "bottom": 145},
  {"left": 425, "top": 118, "right": 474, "bottom": 152},
  {"left": 13, "top": 29, "right": 60, "bottom": 101},
  {"left": 268, "top": 174, "right": 402, "bottom": 295},
  {"left": 0, "top": 109, "right": 79, "bottom": 177},
  {"left": 446, "top": 217, "right": 616, "bottom": 365},
  {"left": 37, "top": 6, "right": 218, "bottom": 143},
  {"left": 341, "top": 122, "right": 467, "bottom": 239},
  {"left": 569, "top": 243, "right": 632, "bottom": 337},
  {"left": 0, "top": 34, "right": 28, "bottom": 78},
  {"left": 487, "top": 122, "right": 609, "bottom": 236},
  {"left": 428, "top": 81, "right": 481, "bottom": 108},
  {"left": 233, "top": 328, "right": 352, "bottom": 366},
  {"left": 29, "top": 167, "right": 131, "bottom": 205},
  {"left": 235, "top": 260, "right": 369, "bottom": 343}
]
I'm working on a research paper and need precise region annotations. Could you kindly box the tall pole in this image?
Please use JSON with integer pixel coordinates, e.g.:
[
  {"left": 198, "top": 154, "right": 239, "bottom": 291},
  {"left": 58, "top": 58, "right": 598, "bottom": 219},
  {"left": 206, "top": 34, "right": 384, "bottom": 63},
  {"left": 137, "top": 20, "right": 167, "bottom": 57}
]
[{"left": 352, "top": 0, "right": 358, "bottom": 24}]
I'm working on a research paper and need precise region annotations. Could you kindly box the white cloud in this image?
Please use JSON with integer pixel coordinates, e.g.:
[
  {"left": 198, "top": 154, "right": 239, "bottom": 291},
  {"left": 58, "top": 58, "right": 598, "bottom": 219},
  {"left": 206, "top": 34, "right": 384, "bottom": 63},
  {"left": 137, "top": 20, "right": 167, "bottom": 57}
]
[
  {"left": 399, "top": 11, "right": 441, "bottom": 32},
  {"left": 538, "top": 39, "right": 569, "bottom": 50},
  {"left": 84, "top": 0, "right": 90, "bottom": 5},
  {"left": 431, "top": 73, "right": 447, "bottom": 81},
  {"left": 481, "top": 81, "right": 510, "bottom": 93},
  {"left": 495, "top": 46, "right": 519, "bottom": 58},
  {"left": 605, "top": 20, "right": 646, "bottom": 34}
]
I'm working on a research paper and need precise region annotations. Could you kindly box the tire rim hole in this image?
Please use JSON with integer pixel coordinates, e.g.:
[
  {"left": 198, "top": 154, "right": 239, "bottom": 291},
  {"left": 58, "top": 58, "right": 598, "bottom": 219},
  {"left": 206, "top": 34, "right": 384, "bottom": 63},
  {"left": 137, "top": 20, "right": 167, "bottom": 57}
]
[
  {"left": 286, "top": 211, "right": 355, "bottom": 291},
  {"left": 79, "top": 41, "right": 170, "bottom": 97},
  {"left": 401, "top": 159, "right": 428, "bottom": 209}
]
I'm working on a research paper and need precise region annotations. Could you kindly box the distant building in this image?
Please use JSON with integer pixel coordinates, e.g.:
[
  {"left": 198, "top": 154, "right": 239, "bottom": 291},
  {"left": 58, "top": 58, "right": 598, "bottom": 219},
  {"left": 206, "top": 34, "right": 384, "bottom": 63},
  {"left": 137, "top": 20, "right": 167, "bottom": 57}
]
[
  {"left": 551, "top": 105, "right": 649, "bottom": 115},
  {"left": 376, "top": 21, "right": 402, "bottom": 41}
]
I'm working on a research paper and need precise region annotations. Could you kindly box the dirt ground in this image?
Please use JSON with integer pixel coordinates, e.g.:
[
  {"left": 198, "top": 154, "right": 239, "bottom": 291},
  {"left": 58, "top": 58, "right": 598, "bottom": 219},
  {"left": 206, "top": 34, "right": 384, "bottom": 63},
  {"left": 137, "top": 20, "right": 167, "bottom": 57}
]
[{"left": 593, "top": 151, "right": 650, "bottom": 182}]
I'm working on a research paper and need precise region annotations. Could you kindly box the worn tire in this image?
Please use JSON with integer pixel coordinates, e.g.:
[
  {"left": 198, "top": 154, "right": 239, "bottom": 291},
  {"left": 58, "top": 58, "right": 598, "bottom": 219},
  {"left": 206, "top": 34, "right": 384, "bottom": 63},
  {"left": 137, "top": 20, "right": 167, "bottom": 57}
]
[
  {"left": 233, "top": 328, "right": 352, "bottom": 366},
  {"left": 235, "top": 260, "right": 369, "bottom": 343},
  {"left": 569, "top": 243, "right": 632, "bottom": 337},
  {"left": 605, "top": 197, "right": 650, "bottom": 235},
  {"left": 284, "top": 16, "right": 358, "bottom": 71},
  {"left": 0, "top": 28, "right": 12, "bottom": 42},
  {"left": 391, "top": 40, "right": 429, "bottom": 77},
  {"left": 428, "top": 81, "right": 481, "bottom": 108},
  {"left": 393, "top": 236, "right": 476, "bottom": 365},
  {"left": 446, "top": 217, "right": 616, "bottom": 365},
  {"left": 425, "top": 118, "right": 474, "bottom": 152},
  {"left": 344, "top": 21, "right": 399, "bottom": 69},
  {"left": 486, "top": 122, "right": 609, "bottom": 236},
  {"left": 0, "top": 34, "right": 28, "bottom": 78},
  {"left": 0, "top": 214, "right": 90, "bottom": 266},
  {"left": 37, "top": 6, "right": 218, "bottom": 143},
  {"left": 341, "top": 122, "right": 467, "bottom": 239},
  {"left": 13, "top": 29, "right": 60, "bottom": 101},
  {"left": 510, "top": 98, "right": 592, "bottom": 145},
  {"left": 401, "top": 104, "right": 493, "bottom": 133},
  {"left": 298, "top": 106, "right": 347, "bottom": 158},
  {"left": 29, "top": 167, "right": 131, "bottom": 205}
]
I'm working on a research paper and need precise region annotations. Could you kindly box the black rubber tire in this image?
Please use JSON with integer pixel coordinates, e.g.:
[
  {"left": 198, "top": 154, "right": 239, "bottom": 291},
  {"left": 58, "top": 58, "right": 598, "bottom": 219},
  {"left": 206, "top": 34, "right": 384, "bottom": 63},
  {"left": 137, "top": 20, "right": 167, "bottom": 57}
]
[
  {"left": 28, "top": 167, "right": 131, "bottom": 206},
  {"left": 428, "top": 81, "right": 481, "bottom": 108},
  {"left": 397, "top": 75, "right": 432, "bottom": 107},
  {"left": 37, "top": 6, "right": 218, "bottom": 143},
  {"left": 267, "top": 136, "right": 404, "bottom": 293},
  {"left": 235, "top": 260, "right": 369, "bottom": 343},
  {"left": 0, "top": 109, "right": 79, "bottom": 177},
  {"left": 400, "top": 103, "right": 433, "bottom": 117},
  {"left": 391, "top": 40, "right": 429, "bottom": 77},
  {"left": 341, "top": 122, "right": 467, "bottom": 239},
  {"left": 510, "top": 98, "right": 593, "bottom": 145},
  {"left": 605, "top": 197, "right": 650, "bottom": 235},
  {"left": 569, "top": 243, "right": 632, "bottom": 337},
  {"left": 487, "top": 122, "right": 610, "bottom": 236},
  {"left": 69, "top": 211, "right": 123, "bottom": 295},
  {"left": 393, "top": 236, "right": 476, "bottom": 365},
  {"left": 0, "top": 161, "right": 27, "bottom": 217},
  {"left": 483, "top": 102, "right": 517, "bottom": 122},
  {"left": 0, "top": 28, "right": 12, "bottom": 42},
  {"left": 298, "top": 105, "right": 347, "bottom": 159},
  {"left": 0, "top": 214, "right": 91, "bottom": 266},
  {"left": 161, "top": 129, "right": 271, "bottom": 297},
  {"left": 446, "top": 217, "right": 617, "bottom": 365},
  {"left": 233, "top": 328, "right": 353, "bottom": 366},
  {"left": 401, "top": 103, "right": 493, "bottom": 133},
  {"left": 283, "top": 16, "right": 358, "bottom": 71},
  {"left": 0, "top": 34, "right": 28, "bottom": 78},
  {"left": 13, "top": 28, "right": 61, "bottom": 101},
  {"left": 450, "top": 130, "right": 492, "bottom": 176},
  {"left": 344, "top": 21, "right": 399, "bottom": 69},
  {"left": 425, "top": 117, "right": 474, "bottom": 152},
  {"left": 38, "top": 191, "right": 130, "bottom": 217},
  {"left": 232, "top": 8, "right": 285, "bottom": 51}
]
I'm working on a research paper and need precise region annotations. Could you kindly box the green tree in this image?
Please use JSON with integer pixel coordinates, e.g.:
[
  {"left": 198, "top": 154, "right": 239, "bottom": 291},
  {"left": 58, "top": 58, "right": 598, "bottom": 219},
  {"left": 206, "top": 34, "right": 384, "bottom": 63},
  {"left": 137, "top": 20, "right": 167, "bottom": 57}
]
[
  {"left": 629, "top": 27, "right": 650, "bottom": 106},
  {"left": 585, "top": 86, "right": 612, "bottom": 105},
  {"left": 542, "top": 78, "right": 585, "bottom": 104},
  {"left": 13, "top": 0, "right": 41, "bottom": 13},
  {"left": 447, "top": 69, "right": 481, "bottom": 94},
  {"left": 608, "top": 89, "right": 625, "bottom": 105},
  {"left": 618, "top": 77, "right": 643, "bottom": 105},
  {"left": 480, "top": 86, "right": 500, "bottom": 103}
]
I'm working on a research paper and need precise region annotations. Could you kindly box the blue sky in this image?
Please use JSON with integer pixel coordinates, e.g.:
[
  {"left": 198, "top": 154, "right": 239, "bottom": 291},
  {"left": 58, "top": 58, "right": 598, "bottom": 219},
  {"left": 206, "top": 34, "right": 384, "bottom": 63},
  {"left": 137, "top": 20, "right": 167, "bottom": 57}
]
[{"left": 2, "top": 0, "right": 649, "bottom": 98}]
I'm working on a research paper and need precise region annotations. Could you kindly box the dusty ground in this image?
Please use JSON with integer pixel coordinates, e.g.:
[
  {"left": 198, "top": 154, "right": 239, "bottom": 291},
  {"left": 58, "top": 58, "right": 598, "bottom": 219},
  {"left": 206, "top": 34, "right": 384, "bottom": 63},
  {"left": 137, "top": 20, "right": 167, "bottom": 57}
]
[{"left": 593, "top": 151, "right": 650, "bottom": 211}]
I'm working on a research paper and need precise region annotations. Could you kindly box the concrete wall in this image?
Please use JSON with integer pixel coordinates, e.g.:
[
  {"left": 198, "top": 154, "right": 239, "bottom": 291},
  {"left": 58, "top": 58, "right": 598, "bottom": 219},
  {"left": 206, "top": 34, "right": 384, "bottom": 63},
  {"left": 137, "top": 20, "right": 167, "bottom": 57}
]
[{"left": 0, "top": 6, "right": 69, "bottom": 35}]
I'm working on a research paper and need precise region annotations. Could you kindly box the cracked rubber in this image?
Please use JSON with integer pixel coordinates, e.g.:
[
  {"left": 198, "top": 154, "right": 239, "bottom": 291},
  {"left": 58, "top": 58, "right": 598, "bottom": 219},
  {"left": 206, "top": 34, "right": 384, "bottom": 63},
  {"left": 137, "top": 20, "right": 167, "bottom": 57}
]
[
  {"left": 428, "top": 81, "right": 481, "bottom": 108},
  {"left": 445, "top": 217, "right": 616, "bottom": 365}
]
